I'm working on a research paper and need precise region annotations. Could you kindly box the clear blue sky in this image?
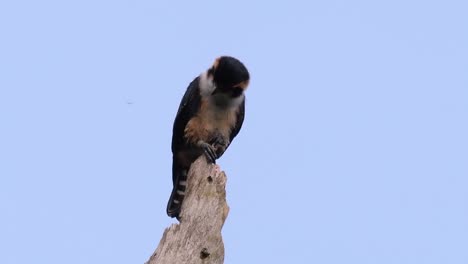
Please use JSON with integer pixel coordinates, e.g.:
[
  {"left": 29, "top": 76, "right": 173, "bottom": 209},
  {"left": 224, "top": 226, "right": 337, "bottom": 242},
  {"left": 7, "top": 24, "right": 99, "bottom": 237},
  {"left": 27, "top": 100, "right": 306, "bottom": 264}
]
[{"left": 1, "top": 1, "right": 467, "bottom": 263}]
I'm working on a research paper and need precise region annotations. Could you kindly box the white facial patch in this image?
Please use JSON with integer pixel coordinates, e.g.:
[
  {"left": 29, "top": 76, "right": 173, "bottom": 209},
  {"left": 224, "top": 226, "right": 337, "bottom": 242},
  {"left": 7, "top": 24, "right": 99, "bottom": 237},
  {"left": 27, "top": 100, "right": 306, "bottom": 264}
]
[{"left": 199, "top": 71, "right": 216, "bottom": 96}]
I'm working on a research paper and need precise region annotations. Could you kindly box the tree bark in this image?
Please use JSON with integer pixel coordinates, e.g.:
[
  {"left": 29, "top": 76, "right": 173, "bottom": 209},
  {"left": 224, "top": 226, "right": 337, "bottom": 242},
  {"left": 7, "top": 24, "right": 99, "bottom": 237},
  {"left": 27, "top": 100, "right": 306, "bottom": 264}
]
[{"left": 146, "top": 156, "right": 230, "bottom": 264}]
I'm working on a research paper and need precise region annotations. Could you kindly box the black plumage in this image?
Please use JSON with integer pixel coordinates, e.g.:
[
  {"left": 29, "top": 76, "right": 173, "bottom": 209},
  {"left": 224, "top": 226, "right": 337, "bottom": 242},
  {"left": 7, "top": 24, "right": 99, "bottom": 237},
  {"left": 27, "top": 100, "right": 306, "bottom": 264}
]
[{"left": 166, "top": 56, "right": 249, "bottom": 219}]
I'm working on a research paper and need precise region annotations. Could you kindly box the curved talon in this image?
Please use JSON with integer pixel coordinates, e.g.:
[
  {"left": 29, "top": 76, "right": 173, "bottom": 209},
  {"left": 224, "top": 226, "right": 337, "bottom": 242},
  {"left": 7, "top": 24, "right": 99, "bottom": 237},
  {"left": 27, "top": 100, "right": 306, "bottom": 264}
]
[
  {"left": 200, "top": 142, "right": 217, "bottom": 163},
  {"left": 209, "top": 134, "right": 229, "bottom": 158}
]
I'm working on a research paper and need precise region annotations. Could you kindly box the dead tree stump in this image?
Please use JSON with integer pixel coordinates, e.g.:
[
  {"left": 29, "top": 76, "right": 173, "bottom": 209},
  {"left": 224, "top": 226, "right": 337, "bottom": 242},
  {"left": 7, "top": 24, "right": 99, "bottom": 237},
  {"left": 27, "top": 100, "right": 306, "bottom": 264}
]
[{"left": 146, "top": 157, "right": 230, "bottom": 264}]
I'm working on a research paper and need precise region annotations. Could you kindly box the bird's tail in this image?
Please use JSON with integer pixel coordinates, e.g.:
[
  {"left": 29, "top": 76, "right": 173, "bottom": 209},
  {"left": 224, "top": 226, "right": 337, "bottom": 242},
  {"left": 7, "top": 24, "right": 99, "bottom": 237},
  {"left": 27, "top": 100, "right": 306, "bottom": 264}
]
[{"left": 166, "top": 157, "right": 189, "bottom": 219}]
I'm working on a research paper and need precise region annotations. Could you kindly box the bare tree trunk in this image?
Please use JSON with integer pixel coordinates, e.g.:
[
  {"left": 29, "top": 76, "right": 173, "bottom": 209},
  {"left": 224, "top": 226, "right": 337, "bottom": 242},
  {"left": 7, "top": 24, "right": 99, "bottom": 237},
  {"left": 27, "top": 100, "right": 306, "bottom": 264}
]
[{"left": 146, "top": 157, "right": 230, "bottom": 264}]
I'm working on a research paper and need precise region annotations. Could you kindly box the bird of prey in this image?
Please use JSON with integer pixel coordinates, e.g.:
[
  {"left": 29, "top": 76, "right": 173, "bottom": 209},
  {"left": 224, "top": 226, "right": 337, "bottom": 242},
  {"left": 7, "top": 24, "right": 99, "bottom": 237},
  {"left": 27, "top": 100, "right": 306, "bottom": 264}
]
[{"left": 167, "top": 56, "right": 250, "bottom": 219}]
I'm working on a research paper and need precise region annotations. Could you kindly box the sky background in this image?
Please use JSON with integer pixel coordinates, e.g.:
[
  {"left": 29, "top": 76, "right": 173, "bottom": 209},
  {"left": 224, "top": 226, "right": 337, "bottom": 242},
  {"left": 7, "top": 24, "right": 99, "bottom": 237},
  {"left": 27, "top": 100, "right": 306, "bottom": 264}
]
[{"left": 1, "top": 0, "right": 467, "bottom": 263}]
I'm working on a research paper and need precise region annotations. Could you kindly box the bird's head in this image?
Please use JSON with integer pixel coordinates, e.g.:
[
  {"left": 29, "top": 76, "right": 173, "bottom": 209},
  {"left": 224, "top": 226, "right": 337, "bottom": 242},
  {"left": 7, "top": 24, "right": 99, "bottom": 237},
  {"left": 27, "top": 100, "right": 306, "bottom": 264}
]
[{"left": 207, "top": 56, "right": 250, "bottom": 98}]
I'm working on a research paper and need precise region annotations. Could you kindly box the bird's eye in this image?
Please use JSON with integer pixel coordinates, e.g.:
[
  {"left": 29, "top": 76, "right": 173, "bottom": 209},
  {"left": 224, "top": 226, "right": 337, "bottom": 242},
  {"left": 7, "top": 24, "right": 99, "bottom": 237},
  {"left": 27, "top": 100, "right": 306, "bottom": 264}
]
[{"left": 231, "top": 87, "right": 243, "bottom": 97}]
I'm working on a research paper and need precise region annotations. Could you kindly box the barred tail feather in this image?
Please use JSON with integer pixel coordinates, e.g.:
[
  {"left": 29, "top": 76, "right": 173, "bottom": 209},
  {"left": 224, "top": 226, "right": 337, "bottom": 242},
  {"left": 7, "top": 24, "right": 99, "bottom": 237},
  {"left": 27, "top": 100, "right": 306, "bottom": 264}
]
[{"left": 166, "top": 158, "right": 188, "bottom": 219}]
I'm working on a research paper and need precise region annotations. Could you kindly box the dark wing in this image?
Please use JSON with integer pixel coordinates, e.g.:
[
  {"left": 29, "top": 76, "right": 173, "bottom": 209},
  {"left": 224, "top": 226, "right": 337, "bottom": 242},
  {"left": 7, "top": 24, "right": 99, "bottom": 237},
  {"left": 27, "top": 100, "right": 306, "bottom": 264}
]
[
  {"left": 230, "top": 97, "right": 245, "bottom": 143},
  {"left": 171, "top": 77, "right": 201, "bottom": 153}
]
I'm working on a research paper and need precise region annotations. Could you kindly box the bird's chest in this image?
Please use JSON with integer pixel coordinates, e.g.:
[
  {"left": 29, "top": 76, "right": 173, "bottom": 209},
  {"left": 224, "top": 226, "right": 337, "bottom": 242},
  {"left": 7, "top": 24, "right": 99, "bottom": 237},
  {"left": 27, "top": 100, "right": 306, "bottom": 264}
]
[{"left": 184, "top": 98, "right": 236, "bottom": 144}]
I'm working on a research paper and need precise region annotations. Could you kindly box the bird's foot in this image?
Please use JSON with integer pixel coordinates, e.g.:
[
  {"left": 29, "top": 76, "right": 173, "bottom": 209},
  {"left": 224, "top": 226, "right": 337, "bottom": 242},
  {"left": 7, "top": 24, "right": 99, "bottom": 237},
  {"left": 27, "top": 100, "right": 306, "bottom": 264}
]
[
  {"left": 198, "top": 141, "right": 218, "bottom": 164},
  {"left": 209, "top": 134, "right": 229, "bottom": 158},
  {"left": 210, "top": 134, "right": 227, "bottom": 149}
]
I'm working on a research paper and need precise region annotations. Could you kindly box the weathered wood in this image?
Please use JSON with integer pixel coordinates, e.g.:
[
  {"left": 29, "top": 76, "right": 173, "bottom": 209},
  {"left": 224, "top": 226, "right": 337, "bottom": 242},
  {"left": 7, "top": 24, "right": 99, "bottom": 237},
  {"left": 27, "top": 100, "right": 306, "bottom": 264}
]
[{"left": 146, "top": 157, "right": 230, "bottom": 264}]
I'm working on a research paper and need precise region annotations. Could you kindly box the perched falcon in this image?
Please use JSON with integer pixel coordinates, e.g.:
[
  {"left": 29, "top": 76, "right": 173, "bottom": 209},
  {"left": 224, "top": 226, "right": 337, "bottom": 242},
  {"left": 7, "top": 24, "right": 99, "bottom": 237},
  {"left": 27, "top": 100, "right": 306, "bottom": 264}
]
[{"left": 167, "top": 56, "right": 250, "bottom": 219}]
